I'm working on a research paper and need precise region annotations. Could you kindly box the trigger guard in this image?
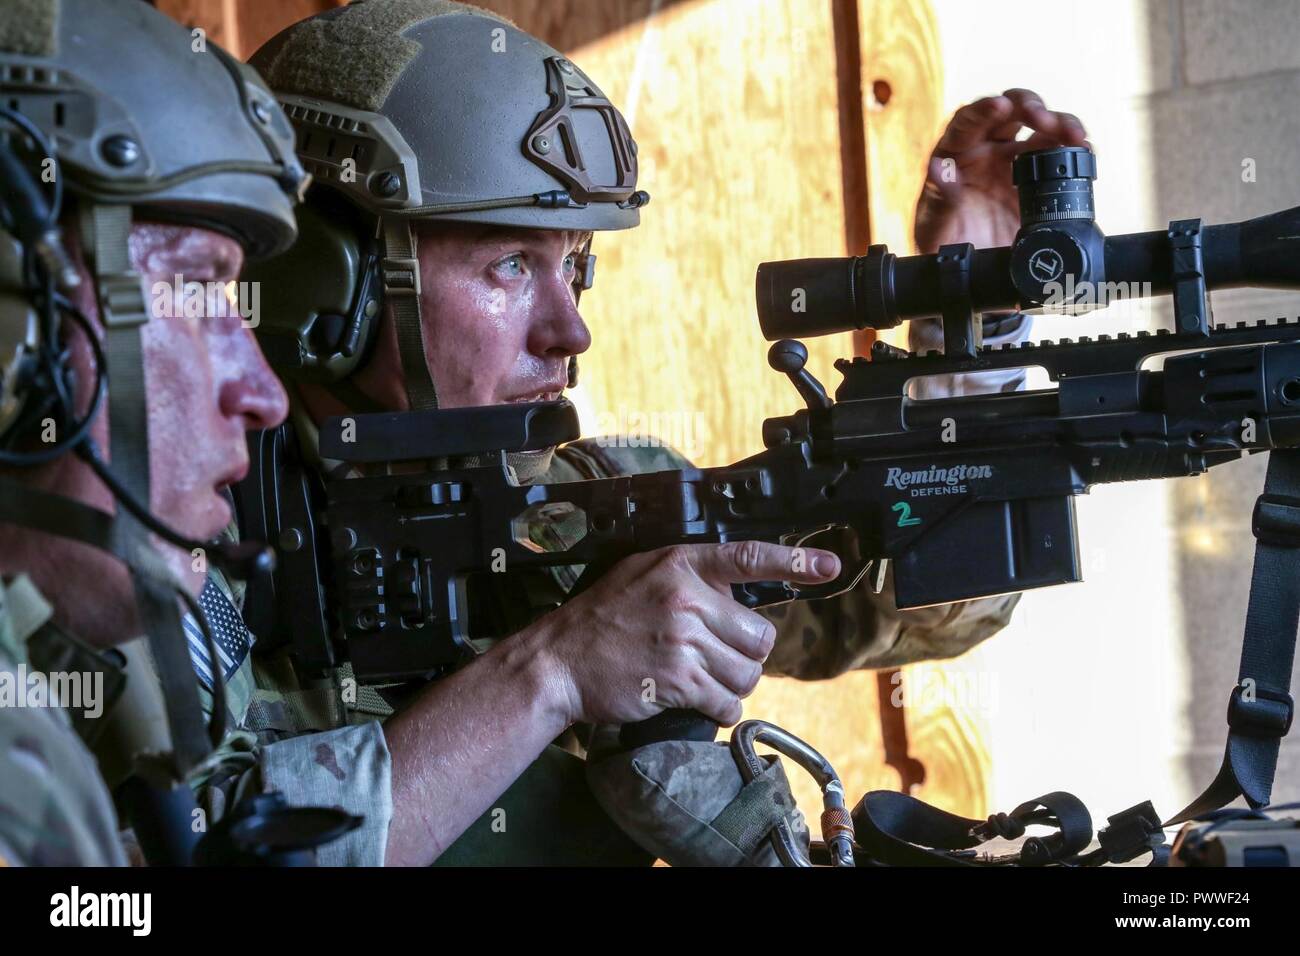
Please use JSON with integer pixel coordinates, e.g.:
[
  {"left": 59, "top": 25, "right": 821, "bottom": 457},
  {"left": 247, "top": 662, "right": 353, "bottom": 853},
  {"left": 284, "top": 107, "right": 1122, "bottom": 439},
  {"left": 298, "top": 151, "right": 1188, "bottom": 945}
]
[
  {"left": 788, "top": 555, "right": 874, "bottom": 603},
  {"left": 731, "top": 581, "right": 797, "bottom": 608},
  {"left": 729, "top": 550, "right": 874, "bottom": 609}
]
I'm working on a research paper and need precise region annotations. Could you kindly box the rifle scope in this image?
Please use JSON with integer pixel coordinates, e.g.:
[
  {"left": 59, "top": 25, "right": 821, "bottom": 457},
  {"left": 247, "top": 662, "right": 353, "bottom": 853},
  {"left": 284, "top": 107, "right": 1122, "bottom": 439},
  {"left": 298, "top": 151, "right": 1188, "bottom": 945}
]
[{"left": 756, "top": 145, "right": 1300, "bottom": 341}]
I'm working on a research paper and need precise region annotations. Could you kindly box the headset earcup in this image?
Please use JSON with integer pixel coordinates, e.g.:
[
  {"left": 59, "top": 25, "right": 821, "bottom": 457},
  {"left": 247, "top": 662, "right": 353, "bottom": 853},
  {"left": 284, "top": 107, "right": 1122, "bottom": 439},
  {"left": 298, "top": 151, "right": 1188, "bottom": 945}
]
[
  {"left": 242, "top": 195, "right": 380, "bottom": 384},
  {"left": 0, "top": 231, "right": 42, "bottom": 446}
]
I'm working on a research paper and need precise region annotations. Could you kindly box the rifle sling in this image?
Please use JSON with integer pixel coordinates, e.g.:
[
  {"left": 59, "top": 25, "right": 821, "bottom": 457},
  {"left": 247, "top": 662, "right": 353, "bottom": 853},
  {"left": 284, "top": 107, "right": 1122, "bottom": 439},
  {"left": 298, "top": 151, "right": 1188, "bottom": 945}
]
[{"left": 1165, "top": 446, "right": 1300, "bottom": 825}]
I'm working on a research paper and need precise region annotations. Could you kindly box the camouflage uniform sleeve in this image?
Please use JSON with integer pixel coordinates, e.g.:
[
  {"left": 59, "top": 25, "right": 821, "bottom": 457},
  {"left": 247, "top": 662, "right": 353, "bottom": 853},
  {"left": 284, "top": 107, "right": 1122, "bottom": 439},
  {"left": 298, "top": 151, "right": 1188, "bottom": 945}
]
[
  {"left": 185, "top": 562, "right": 394, "bottom": 867},
  {"left": 0, "top": 703, "right": 129, "bottom": 867},
  {"left": 0, "top": 577, "right": 127, "bottom": 866},
  {"left": 255, "top": 722, "right": 392, "bottom": 866},
  {"left": 189, "top": 660, "right": 395, "bottom": 866},
  {"left": 765, "top": 314, "right": 1033, "bottom": 679},
  {"left": 762, "top": 568, "right": 1021, "bottom": 679}
]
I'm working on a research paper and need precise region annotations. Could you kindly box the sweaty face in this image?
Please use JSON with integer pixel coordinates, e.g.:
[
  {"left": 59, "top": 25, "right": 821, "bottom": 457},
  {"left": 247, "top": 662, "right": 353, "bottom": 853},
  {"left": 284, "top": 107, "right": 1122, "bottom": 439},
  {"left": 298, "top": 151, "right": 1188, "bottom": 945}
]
[
  {"left": 0, "top": 220, "right": 289, "bottom": 647},
  {"left": 129, "top": 223, "right": 289, "bottom": 592},
  {"left": 63, "top": 224, "right": 288, "bottom": 590},
  {"left": 348, "top": 223, "right": 592, "bottom": 410}
]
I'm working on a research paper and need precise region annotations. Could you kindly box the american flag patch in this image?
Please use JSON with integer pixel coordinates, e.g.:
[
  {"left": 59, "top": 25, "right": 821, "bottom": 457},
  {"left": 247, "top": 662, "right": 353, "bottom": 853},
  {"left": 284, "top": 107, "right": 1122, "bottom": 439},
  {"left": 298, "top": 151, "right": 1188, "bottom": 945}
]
[{"left": 184, "top": 576, "right": 253, "bottom": 689}]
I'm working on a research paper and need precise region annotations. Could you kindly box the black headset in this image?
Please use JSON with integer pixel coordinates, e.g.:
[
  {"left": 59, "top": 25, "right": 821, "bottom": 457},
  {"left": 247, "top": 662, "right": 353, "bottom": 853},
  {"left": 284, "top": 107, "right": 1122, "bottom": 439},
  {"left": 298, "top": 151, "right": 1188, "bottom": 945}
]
[
  {"left": 244, "top": 183, "right": 592, "bottom": 394},
  {"left": 0, "top": 106, "right": 271, "bottom": 578},
  {"left": 0, "top": 106, "right": 106, "bottom": 465}
]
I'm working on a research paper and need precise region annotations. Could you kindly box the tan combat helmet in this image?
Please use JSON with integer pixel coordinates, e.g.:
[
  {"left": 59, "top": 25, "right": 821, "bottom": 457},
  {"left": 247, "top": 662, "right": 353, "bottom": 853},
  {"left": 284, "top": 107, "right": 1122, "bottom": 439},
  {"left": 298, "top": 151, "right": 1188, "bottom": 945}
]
[
  {"left": 247, "top": 0, "right": 647, "bottom": 406},
  {"left": 0, "top": 0, "right": 307, "bottom": 796}
]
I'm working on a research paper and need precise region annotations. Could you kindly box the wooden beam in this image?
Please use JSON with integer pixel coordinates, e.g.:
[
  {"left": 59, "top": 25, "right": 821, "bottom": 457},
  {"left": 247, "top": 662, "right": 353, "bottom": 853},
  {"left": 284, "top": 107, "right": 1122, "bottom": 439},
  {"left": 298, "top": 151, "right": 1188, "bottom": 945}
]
[
  {"left": 832, "top": 0, "right": 872, "bottom": 259},
  {"left": 154, "top": 0, "right": 342, "bottom": 58},
  {"left": 474, "top": 0, "right": 692, "bottom": 54},
  {"left": 153, "top": 0, "right": 237, "bottom": 53}
]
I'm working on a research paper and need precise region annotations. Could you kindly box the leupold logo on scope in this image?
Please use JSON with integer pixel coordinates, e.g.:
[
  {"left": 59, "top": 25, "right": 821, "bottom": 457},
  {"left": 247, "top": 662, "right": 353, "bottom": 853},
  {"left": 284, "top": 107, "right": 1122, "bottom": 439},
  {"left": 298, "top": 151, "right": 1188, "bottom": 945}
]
[{"left": 1028, "top": 248, "right": 1065, "bottom": 283}]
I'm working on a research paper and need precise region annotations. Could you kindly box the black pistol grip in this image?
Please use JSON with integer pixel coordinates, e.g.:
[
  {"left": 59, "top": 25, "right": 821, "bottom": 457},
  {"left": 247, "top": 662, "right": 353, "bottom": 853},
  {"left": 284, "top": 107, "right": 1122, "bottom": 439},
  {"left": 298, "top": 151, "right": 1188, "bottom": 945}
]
[
  {"left": 616, "top": 582, "right": 780, "bottom": 749},
  {"left": 615, "top": 579, "right": 801, "bottom": 748},
  {"left": 618, "top": 708, "right": 719, "bottom": 749}
]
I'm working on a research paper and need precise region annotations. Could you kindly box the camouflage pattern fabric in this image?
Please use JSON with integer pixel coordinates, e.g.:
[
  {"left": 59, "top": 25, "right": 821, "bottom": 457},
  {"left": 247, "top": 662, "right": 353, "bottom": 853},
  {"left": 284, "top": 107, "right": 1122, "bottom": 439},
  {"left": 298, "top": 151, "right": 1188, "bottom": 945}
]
[
  {"left": 0, "top": 576, "right": 127, "bottom": 866},
  {"left": 584, "top": 727, "right": 809, "bottom": 866},
  {"left": 185, "top": 560, "right": 393, "bottom": 867}
]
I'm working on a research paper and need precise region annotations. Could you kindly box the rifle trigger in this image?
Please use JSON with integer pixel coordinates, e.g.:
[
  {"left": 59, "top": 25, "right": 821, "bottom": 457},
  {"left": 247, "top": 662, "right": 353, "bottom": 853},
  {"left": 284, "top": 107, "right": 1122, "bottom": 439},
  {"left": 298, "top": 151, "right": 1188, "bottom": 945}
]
[{"left": 732, "top": 581, "right": 797, "bottom": 608}]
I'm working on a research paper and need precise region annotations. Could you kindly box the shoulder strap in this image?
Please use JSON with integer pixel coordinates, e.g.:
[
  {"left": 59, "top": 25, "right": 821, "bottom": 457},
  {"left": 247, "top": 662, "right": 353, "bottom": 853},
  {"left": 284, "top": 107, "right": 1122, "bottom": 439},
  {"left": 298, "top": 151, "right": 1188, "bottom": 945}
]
[
  {"left": 852, "top": 789, "right": 1093, "bottom": 866},
  {"left": 1165, "top": 447, "right": 1299, "bottom": 824},
  {"left": 79, "top": 204, "right": 213, "bottom": 776}
]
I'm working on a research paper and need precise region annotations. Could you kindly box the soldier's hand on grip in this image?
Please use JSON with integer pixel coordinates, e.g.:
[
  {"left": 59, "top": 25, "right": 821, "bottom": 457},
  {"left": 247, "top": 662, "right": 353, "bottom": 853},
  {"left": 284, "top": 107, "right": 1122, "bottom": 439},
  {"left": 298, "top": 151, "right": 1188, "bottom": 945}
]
[{"left": 534, "top": 541, "right": 841, "bottom": 728}]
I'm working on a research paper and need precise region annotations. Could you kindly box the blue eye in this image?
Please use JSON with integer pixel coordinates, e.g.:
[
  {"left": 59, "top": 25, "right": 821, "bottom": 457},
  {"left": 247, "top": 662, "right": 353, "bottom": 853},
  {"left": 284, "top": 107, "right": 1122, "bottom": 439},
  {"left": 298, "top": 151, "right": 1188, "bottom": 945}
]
[
  {"left": 498, "top": 254, "right": 524, "bottom": 277},
  {"left": 563, "top": 253, "right": 577, "bottom": 273}
]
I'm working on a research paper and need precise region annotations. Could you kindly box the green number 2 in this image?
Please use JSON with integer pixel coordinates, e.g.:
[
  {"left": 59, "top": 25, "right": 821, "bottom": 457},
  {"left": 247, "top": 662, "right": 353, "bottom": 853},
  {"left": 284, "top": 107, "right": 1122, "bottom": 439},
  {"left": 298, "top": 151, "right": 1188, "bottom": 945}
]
[{"left": 892, "top": 501, "right": 922, "bottom": 527}]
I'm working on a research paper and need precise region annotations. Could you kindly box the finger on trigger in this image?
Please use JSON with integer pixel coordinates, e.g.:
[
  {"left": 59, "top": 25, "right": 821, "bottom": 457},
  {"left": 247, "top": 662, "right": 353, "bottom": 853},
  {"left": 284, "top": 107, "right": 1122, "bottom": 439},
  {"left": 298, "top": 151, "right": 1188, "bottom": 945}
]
[
  {"left": 695, "top": 541, "right": 844, "bottom": 592},
  {"left": 691, "top": 540, "right": 806, "bottom": 586},
  {"left": 788, "top": 546, "right": 840, "bottom": 583}
]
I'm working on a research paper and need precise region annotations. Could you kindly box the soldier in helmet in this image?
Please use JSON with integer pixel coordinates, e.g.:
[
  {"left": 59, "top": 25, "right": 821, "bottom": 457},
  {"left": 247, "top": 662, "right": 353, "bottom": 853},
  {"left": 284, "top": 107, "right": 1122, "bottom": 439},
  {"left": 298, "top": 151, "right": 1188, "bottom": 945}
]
[
  {"left": 189, "top": 0, "right": 1088, "bottom": 865},
  {"left": 0, "top": 0, "right": 306, "bottom": 864}
]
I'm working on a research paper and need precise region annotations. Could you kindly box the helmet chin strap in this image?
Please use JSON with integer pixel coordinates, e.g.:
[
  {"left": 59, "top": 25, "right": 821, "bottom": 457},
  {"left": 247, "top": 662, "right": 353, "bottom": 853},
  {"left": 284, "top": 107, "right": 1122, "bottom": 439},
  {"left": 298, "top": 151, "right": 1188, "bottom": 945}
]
[
  {"left": 566, "top": 233, "right": 595, "bottom": 390},
  {"left": 380, "top": 217, "right": 439, "bottom": 411},
  {"left": 54, "top": 203, "right": 226, "bottom": 865},
  {"left": 0, "top": 123, "right": 227, "bottom": 796}
]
